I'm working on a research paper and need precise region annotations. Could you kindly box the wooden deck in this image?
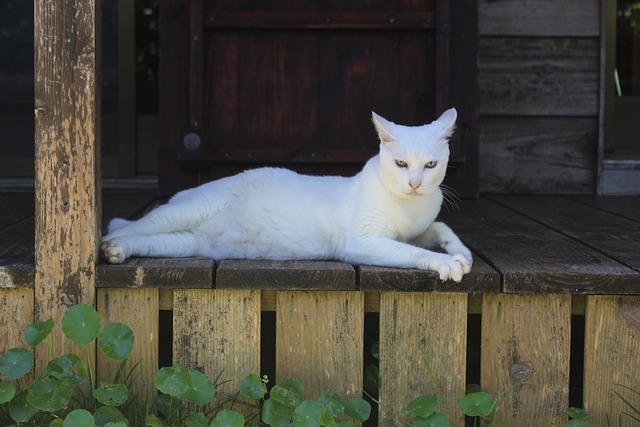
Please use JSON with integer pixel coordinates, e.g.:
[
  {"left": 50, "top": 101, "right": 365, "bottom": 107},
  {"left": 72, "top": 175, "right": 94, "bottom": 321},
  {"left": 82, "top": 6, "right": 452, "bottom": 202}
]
[{"left": 1, "top": 193, "right": 639, "bottom": 426}]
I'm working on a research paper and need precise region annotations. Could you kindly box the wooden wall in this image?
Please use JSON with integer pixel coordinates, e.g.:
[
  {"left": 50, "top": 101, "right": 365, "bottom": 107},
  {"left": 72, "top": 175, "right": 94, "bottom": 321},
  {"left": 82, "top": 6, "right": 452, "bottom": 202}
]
[{"left": 477, "top": 0, "right": 601, "bottom": 194}]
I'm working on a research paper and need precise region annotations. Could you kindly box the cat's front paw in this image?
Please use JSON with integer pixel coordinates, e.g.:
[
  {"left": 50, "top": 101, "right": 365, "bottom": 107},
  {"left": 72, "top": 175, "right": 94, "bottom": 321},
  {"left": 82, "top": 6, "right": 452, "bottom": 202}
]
[
  {"left": 425, "top": 253, "right": 471, "bottom": 283},
  {"left": 101, "top": 241, "right": 127, "bottom": 264}
]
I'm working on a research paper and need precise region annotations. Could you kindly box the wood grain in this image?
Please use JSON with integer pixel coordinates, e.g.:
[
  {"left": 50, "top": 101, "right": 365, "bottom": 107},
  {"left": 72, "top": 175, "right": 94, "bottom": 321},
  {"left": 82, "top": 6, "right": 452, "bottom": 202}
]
[
  {"left": 34, "top": 0, "right": 101, "bottom": 365},
  {"left": 97, "top": 288, "right": 159, "bottom": 404},
  {"left": 479, "top": 0, "right": 600, "bottom": 37},
  {"left": 481, "top": 294, "right": 571, "bottom": 426},
  {"left": 216, "top": 260, "right": 355, "bottom": 290},
  {"left": 0, "top": 288, "right": 34, "bottom": 352},
  {"left": 97, "top": 258, "right": 215, "bottom": 289},
  {"left": 584, "top": 296, "right": 640, "bottom": 426},
  {"left": 275, "top": 291, "right": 364, "bottom": 401},
  {"left": 479, "top": 37, "right": 600, "bottom": 116},
  {"left": 478, "top": 117, "right": 597, "bottom": 194},
  {"left": 173, "top": 289, "right": 261, "bottom": 418},
  {"left": 568, "top": 195, "right": 640, "bottom": 223},
  {"left": 379, "top": 292, "right": 467, "bottom": 426}
]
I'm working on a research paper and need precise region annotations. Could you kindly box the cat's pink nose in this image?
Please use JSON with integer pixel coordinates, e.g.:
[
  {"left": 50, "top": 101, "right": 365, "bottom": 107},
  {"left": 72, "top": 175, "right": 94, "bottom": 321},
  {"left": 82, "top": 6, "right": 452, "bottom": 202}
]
[{"left": 410, "top": 182, "right": 421, "bottom": 190}]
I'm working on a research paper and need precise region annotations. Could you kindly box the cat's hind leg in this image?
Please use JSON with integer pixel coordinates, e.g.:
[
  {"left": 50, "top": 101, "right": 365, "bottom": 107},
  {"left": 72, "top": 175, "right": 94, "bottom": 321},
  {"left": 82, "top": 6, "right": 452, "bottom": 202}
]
[{"left": 102, "top": 231, "right": 203, "bottom": 264}]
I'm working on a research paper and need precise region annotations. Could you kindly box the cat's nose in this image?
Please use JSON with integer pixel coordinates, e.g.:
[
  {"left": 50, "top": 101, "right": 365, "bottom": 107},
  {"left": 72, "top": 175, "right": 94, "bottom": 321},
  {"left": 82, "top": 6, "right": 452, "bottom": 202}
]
[{"left": 409, "top": 182, "right": 421, "bottom": 190}]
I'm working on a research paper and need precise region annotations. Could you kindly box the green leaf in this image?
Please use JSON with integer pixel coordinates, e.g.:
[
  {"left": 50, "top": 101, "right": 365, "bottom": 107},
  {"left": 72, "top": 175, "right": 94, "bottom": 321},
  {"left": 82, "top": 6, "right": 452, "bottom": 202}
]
[
  {"left": 27, "top": 375, "right": 74, "bottom": 412},
  {"left": 25, "top": 318, "right": 54, "bottom": 347},
  {"left": 63, "top": 409, "right": 97, "bottom": 427},
  {"left": 186, "top": 412, "right": 209, "bottom": 427},
  {"left": 292, "top": 400, "right": 326, "bottom": 427},
  {"left": 466, "top": 383, "right": 482, "bottom": 394},
  {"left": 0, "top": 348, "right": 33, "bottom": 380},
  {"left": 370, "top": 341, "right": 380, "bottom": 360},
  {"left": 94, "top": 382, "right": 129, "bottom": 406},
  {"left": 363, "top": 365, "right": 381, "bottom": 396},
  {"left": 146, "top": 414, "right": 167, "bottom": 427},
  {"left": 93, "top": 405, "right": 128, "bottom": 425},
  {"left": 240, "top": 373, "right": 267, "bottom": 400},
  {"left": 104, "top": 422, "right": 129, "bottom": 427},
  {"left": 406, "top": 394, "right": 438, "bottom": 418},
  {"left": 98, "top": 323, "right": 135, "bottom": 361},
  {"left": 155, "top": 365, "right": 191, "bottom": 397},
  {"left": 179, "top": 369, "right": 216, "bottom": 405},
  {"left": 568, "top": 407, "right": 590, "bottom": 421},
  {"left": 0, "top": 380, "right": 16, "bottom": 404},
  {"left": 318, "top": 392, "right": 344, "bottom": 418},
  {"left": 414, "top": 412, "right": 450, "bottom": 427},
  {"left": 9, "top": 390, "right": 38, "bottom": 423},
  {"left": 49, "top": 419, "right": 64, "bottom": 427},
  {"left": 62, "top": 304, "right": 101, "bottom": 346},
  {"left": 262, "top": 398, "right": 294, "bottom": 426},
  {"left": 565, "top": 420, "right": 591, "bottom": 427},
  {"left": 209, "top": 409, "right": 245, "bottom": 427},
  {"left": 271, "top": 380, "right": 304, "bottom": 408},
  {"left": 459, "top": 392, "right": 495, "bottom": 417},
  {"left": 47, "top": 353, "right": 88, "bottom": 384},
  {"left": 344, "top": 399, "right": 371, "bottom": 422},
  {"left": 154, "top": 393, "right": 185, "bottom": 420}
]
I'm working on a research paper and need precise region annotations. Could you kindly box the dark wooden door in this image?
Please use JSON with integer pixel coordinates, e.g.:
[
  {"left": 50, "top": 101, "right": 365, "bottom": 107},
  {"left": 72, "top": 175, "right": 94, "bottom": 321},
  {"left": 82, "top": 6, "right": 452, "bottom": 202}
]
[{"left": 159, "top": 0, "right": 477, "bottom": 197}]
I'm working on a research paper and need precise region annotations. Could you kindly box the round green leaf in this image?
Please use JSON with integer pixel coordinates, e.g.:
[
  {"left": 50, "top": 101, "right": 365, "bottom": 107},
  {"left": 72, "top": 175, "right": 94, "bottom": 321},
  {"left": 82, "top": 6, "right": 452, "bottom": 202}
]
[
  {"left": 104, "top": 422, "right": 129, "bottom": 427},
  {"left": 565, "top": 420, "right": 591, "bottom": 427},
  {"left": 94, "top": 382, "right": 129, "bottom": 406},
  {"left": 185, "top": 411, "right": 208, "bottom": 427},
  {"left": 210, "top": 409, "right": 245, "bottom": 427},
  {"left": 344, "top": 399, "right": 371, "bottom": 422},
  {"left": 262, "top": 398, "right": 294, "bottom": 426},
  {"left": 240, "top": 373, "right": 267, "bottom": 400},
  {"left": 568, "top": 407, "right": 590, "bottom": 421},
  {"left": 63, "top": 409, "right": 97, "bottom": 427},
  {"left": 459, "top": 392, "right": 495, "bottom": 417},
  {"left": 0, "top": 348, "right": 33, "bottom": 380},
  {"left": 93, "top": 405, "right": 127, "bottom": 425},
  {"left": 154, "top": 393, "right": 185, "bottom": 420},
  {"left": 270, "top": 380, "right": 304, "bottom": 408},
  {"left": 146, "top": 414, "right": 167, "bottom": 427},
  {"left": 292, "top": 400, "right": 325, "bottom": 427},
  {"left": 27, "top": 375, "right": 74, "bottom": 412},
  {"left": 25, "top": 318, "right": 55, "bottom": 347},
  {"left": 0, "top": 380, "right": 16, "bottom": 404},
  {"left": 9, "top": 390, "right": 38, "bottom": 423},
  {"left": 47, "top": 353, "right": 88, "bottom": 384},
  {"left": 155, "top": 365, "right": 191, "bottom": 396},
  {"left": 179, "top": 369, "right": 216, "bottom": 405},
  {"left": 98, "top": 323, "right": 134, "bottom": 361},
  {"left": 49, "top": 419, "right": 64, "bottom": 427},
  {"left": 62, "top": 304, "right": 101, "bottom": 346},
  {"left": 318, "top": 392, "right": 345, "bottom": 418},
  {"left": 414, "top": 412, "right": 451, "bottom": 427},
  {"left": 406, "top": 394, "right": 438, "bottom": 418}
]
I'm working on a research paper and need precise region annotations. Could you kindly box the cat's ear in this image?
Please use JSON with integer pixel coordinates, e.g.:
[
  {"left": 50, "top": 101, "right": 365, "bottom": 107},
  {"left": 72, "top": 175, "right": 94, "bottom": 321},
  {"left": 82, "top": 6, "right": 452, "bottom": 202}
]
[
  {"left": 371, "top": 112, "right": 397, "bottom": 144},
  {"left": 433, "top": 108, "right": 457, "bottom": 140}
]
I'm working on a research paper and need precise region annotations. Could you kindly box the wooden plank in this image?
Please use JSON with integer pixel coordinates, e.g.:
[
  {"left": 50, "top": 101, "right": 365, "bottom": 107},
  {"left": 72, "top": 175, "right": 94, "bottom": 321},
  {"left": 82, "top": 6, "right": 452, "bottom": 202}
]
[
  {"left": 584, "top": 296, "right": 640, "bottom": 426},
  {"left": 479, "top": 0, "right": 600, "bottom": 37},
  {"left": 379, "top": 292, "right": 467, "bottom": 426},
  {"left": 206, "top": 10, "right": 434, "bottom": 29},
  {"left": 0, "top": 288, "right": 34, "bottom": 352},
  {"left": 447, "top": 198, "right": 639, "bottom": 293},
  {"left": 97, "top": 258, "right": 215, "bottom": 288},
  {"left": 217, "top": 260, "right": 355, "bottom": 290},
  {"left": 479, "top": 37, "right": 600, "bottom": 116},
  {"left": 568, "top": 195, "right": 640, "bottom": 223},
  {"left": 276, "top": 291, "right": 364, "bottom": 400},
  {"left": 97, "top": 288, "right": 159, "bottom": 404},
  {"left": 481, "top": 294, "right": 571, "bottom": 426},
  {"left": 0, "top": 219, "right": 35, "bottom": 288},
  {"left": 34, "top": 0, "right": 101, "bottom": 364},
  {"left": 173, "top": 289, "right": 261, "bottom": 418},
  {"left": 478, "top": 117, "right": 597, "bottom": 194},
  {"left": 492, "top": 195, "right": 640, "bottom": 276},
  {"left": 359, "top": 253, "right": 499, "bottom": 293}
]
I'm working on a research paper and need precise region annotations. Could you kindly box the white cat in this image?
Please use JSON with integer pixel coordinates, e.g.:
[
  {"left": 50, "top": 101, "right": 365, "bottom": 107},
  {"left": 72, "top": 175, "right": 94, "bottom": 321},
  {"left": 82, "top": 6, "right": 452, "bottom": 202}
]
[{"left": 102, "top": 109, "right": 473, "bottom": 282}]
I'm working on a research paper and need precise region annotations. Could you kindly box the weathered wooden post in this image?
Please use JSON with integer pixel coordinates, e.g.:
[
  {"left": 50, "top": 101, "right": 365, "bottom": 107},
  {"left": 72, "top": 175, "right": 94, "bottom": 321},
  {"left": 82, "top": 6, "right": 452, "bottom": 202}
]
[{"left": 34, "top": 0, "right": 101, "bottom": 365}]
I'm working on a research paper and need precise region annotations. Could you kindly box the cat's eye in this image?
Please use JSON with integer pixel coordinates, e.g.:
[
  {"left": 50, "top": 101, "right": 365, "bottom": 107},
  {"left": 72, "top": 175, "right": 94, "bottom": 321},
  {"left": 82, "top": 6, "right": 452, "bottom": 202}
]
[
  {"left": 425, "top": 160, "right": 438, "bottom": 169},
  {"left": 395, "top": 160, "right": 408, "bottom": 168}
]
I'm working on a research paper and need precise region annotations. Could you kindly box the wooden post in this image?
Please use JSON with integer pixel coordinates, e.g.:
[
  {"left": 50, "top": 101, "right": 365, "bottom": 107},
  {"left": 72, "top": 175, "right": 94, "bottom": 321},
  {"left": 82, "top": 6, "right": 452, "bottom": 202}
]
[{"left": 34, "top": 0, "right": 101, "bottom": 363}]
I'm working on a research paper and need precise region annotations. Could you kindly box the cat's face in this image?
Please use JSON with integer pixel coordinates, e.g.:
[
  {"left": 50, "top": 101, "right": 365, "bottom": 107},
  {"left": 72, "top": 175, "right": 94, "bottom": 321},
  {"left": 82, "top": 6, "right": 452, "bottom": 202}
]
[{"left": 372, "top": 109, "right": 456, "bottom": 198}]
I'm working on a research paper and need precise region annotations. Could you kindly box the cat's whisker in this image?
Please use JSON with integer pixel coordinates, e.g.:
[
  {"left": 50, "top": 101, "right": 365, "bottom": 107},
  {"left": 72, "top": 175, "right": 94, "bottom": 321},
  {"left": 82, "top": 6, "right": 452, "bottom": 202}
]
[{"left": 440, "top": 184, "right": 461, "bottom": 213}]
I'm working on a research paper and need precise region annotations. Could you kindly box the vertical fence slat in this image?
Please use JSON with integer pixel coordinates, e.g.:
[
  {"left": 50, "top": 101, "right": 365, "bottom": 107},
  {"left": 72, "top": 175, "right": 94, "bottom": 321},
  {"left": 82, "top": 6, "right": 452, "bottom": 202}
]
[
  {"left": 276, "top": 291, "right": 364, "bottom": 400},
  {"left": 481, "top": 294, "right": 571, "bottom": 427},
  {"left": 379, "top": 292, "right": 467, "bottom": 426},
  {"left": 584, "top": 295, "right": 640, "bottom": 426},
  {"left": 97, "top": 288, "right": 159, "bottom": 404},
  {"left": 173, "top": 289, "right": 261, "bottom": 418}
]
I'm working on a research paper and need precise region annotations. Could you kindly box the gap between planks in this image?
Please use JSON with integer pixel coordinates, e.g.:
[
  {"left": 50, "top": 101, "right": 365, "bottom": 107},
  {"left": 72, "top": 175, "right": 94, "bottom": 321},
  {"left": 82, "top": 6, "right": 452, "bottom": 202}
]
[{"left": 158, "top": 289, "right": 587, "bottom": 315}]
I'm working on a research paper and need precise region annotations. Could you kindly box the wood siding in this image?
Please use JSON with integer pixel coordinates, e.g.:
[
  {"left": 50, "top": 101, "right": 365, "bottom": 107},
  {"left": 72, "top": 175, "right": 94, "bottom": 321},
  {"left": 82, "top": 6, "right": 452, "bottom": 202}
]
[{"left": 478, "top": 0, "right": 601, "bottom": 194}]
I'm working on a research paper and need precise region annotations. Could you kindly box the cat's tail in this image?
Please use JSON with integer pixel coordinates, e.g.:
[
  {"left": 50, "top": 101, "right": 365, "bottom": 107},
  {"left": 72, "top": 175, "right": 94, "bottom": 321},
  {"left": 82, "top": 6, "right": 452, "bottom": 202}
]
[{"left": 107, "top": 218, "right": 132, "bottom": 234}]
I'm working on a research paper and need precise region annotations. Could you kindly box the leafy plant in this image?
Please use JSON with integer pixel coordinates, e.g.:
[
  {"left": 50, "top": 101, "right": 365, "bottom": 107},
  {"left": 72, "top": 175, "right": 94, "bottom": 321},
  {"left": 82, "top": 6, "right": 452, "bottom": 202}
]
[{"left": 566, "top": 407, "right": 591, "bottom": 426}]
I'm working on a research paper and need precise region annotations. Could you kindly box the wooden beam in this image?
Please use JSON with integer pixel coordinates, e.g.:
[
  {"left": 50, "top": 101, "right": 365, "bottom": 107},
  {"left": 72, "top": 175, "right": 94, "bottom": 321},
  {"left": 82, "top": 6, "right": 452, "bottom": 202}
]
[{"left": 34, "top": 0, "right": 101, "bottom": 362}]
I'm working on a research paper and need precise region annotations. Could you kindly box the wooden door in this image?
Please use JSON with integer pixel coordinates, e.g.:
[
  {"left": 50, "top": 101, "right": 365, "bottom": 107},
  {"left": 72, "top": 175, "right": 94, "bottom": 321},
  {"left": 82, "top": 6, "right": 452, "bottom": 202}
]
[{"left": 159, "top": 0, "right": 477, "bottom": 197}]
